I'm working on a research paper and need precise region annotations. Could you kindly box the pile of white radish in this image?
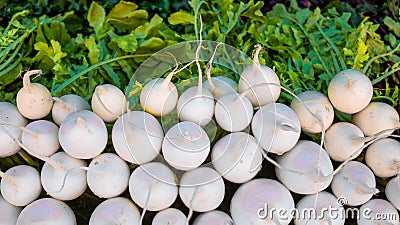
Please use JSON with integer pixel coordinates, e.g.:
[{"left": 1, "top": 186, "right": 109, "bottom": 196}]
[{"left": 1, "top": 41, "right": 400, "bottom": 225}]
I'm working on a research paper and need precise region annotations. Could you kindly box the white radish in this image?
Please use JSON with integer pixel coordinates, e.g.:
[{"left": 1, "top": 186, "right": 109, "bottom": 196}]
[
  {"left": 385, "top": 176, "right": 400, "bottom": 210},
  {"left": 331, "top": 161, "right": 378, "bottom": 206},
  {"left": 252, "top": 102, "right": 301, "bottom": 155},
  {"left": 358, "top": 199, "right": 399, "bottom": 225},
  {"left": 353, "top": 102, "right": 400, "bottom": 136},
  {"left": 193, "top": 210, "right": 233, "bottom": 225},
  {"left": 294, "top": 191, "right": 345, "bottom": 225},
  {"left": 238, "top": 44, "right": 281, "bottom": 107},
  {"left": 214, "top": 92, "right": 253, "bottom": 132},
  {"left": 0, "top": 102, "right": 27, "bottom": 157},
  {"left": 91, "top": 84, "right": 127, "bottom": 122},
  {"left": 16, "top": 198, "right": 76, "bottom": 225},
  {"left": 328, "top": 69, "right": 373, "bottom": 114},
  {"left": 162, "top": 121, "right": 210, "bottom": 171},
  {"left": 152, "top": 208, "right": 187, "bottom": 225},
  {"left": 290, "top": 91, "right": 334, "bottom": 133},
  {"left": 16, "top": 70, "right": 53, "bottom": 119},
  {"left": 0, "top": 165, "right": 41, "bottom": 206},
  {"left": 365, "top": 138, "right": 400, "bottom": 178},
  {"left": 21, "top": 120, "right": 59, "bottom": 157},
  {"left": 179, "top": 167, "right": 225, "bottom": 222},
  {"left": 203, "top": 76, "right": 238, "bottom": 100},
  {"left": 275, "top": 140, "right": 333, "bottom": 194},
  {"left": 0, "top": 193, "right": 21, "bottom": 224},
  {"left": 87, "top": 153, "right": 130, "bottom": 198},
  {"left": 59, "top": 110, "right": 108, "bottom": 159},
  {"left": 231, "top": 178, "right": 294, "bottom": 225},
  {"left": 112, "top": 111, "right": 164, "bottom": 164},
  {"left": 211, "top": 132, "right": 262, "bottom": 183},
  {"left": 52, "top": 94, "right": 90, "bottom": 126},
  {"left": 89, "top": 197, "right": 140, "bottom": 225}
]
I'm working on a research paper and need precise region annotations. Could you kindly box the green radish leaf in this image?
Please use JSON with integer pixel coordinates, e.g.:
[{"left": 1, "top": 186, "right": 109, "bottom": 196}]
[
  {"left": 106, "top": 1, "right": 148, "bottom": 31},
  {"left": 168, "top": 11, "right": 195, "bottom": 25}
]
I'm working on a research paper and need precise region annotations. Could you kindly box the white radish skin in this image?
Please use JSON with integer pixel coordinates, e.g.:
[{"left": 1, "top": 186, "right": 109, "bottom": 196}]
[
  {"left": 365, "top": 138, "right": 400, "bottom": 178},
  {"left": 87, "top": 153, "right": 130, "bottom": 198},
  {"left": 358, "top": 199, "right": 399, "bottom": 225},
  {"left": 324, "top": 122, "right": 366, "bottom": 162},
  {"left": 385, "top": 176, "right": 400, "bottom": 210},
  {"left": 22, "top": 120, "right": 59, "bottom": 157},
  {"left": 353, "top": 102, "right": 400, "bottom": 136},
  {"left": 162, "top": 121, "right": 210, "bottom": 171},
  {"left": 231, "top": 178, "right": 294, "bottom": 225},
  {"left": 252, "top": 102, "right": 301, "bottom": 155},
  {"left": 328, "top": 69, "right": 373, "bottom": 114},
  {"left": 41, "top": 152, "right": 87, "bottom": 201},
  {"left": 0, "top": 102, "right": 27, "bottom": 157},
  {"left": 203, "top": 76, "right": 238, "bottom": 100},
  {"left": 89, "top": 197, "right": 140, "bottom": 225},
  {"left": 16, "top": 198, "right": 76, "bottom": 225},
  {"left": 52, "top": 94, "right": 90, "bottom": 126},
  {"left": 91, "top": 84, "right": 127, "bottom": 122},
  {"left": 140, "top": 78, "right": 178, "bottom": 116},
  {"left": 294, "top": 191, "right": 345, "bottom": 225},
  {"left": 0, "top": 194, "right": 21, "bottom": 224},
  {"left": 238, "top": 45, "right": 281, "bottom": 107},
  {"left": 214, "top": 92, "right": 253, "bottom": 132},
  {"left": 331, "top": 161, "right": 378, "bottom": 206},
  {"left": 0, "top": 165, "right": 41, "bottom": 206},
  {"left": 16, "top": 70, "right": 53, "bottom": 119},
  {"left": 211, "top": 132, "right": 262, "bottom": 183},
  {"left": 177, "top": 86, "right": 215, "bottom": 127},
  {"left": 112, "top": 111, "right": 164, "bottom": 164},
  {"left": 59, "top": 110, "right": 108, "bottom": 159},
  {"left": 193, "top": 210, "right": 233, "bottom": 225},
  {"left": 152, "top": 208, "right": 187, "bottom": 225},
  {"left": 290, "top": 91, "right": 334, "bottom": 133},
  {"left": 275, "top": 140, "right": 334, "bottom": 194},
  {"left": 129, "top": 162, "right": 178, "bottom": 212}
]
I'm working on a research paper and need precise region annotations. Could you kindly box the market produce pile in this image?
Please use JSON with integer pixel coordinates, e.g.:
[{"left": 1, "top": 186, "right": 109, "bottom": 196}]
[{"left": 1, "top": 0, "right": 400, "bottom": 224}]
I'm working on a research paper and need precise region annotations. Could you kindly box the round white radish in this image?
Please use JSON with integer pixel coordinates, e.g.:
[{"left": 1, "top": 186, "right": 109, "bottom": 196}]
[
  {"left": 365, "top": 138, "right": 400, "bottom": 178},
  {"left": 358, "top": 199, "right": 399, "bottom": 225},
  {"left": 231, "top": 178, "right": 294, "bottom": 225},
  {"left": 328, "top": 69, "right": 373, "bottom": 114},
  {"left": 0, "top": 102, "right": 27, "bottom": 157},
  {"left": 179, "top": 167, "right": 225, "bottom": 213},
  {"left": 16, "top": 70, "right": 53, "bottom": 119},
  {"left": 353, "top": 102, "right": 400, "bottom": 136},
  {"left": 275, "top": 140, "right": 334, "bottom": 194},
  {"left": 140, "top": 78, "right": 178, "bottom": 116},
  {"left": 331, "top": 161, "right": 378, "bottom": 206},
  {"left": 0, "top": 193, "right": 21, "bottom": 224},
  {"left": 385, "top": 176, "right": 400, "bottom": 210},
  {"left": 129, "top": 162, "right": 178, "bottom": 212},
  {"left": 91, "top": 84, "right": 127, "bottom": 122},
  {"left": 162, "top": 121, "right": 210, "bottom": 171},
  {"left": 112, "top": 111, "right": 164, "bottom": 164},
  {"left": 152, "top": 208, "right": 187, "bottom": 225},
  {"left": 203, "top": 76, "right": 238, "bottom": 100},
  {"left": 294, "top": 191, "right": 345, "bottom": 225},
  {"left": 324, "top": 122, "right": 366, "bottom": 162},
  {"left": 21, "top": 120, "right": 59, "bottom": 157},
  {"left": 52, "top": 94, "right": 90, "bottom": 126},
  {"left": 87, "top": 153, "right": 130, "bottom": 198},
  {"left": 193, "top": 210, "right": 233, "bottom": 225},
  {"left": 41, "top": 152, "right": 87, "bottom": 201},
  {"left": 59, "top": 110, "right": 108, "bottom": 159},
  {"left": 211, "top": 132, "right": 262, "bottom": 183},
  {"left": 176, "top": 86, "right": 214, "bottom": 127},
  {"left": 214, "top": 92, "right": 253, "bottom": 132},
  {"left": 252, "top": 102, "right": 301, "bottom": 155},
  {"left": 89, "top": 197, "right": 140, "bottom": 225},
  {"left": 16, "top": 198, "right": 76, "bottom": 225},
  {"left": 290, "top": 91, "right": 334, "bottom": 133}
]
